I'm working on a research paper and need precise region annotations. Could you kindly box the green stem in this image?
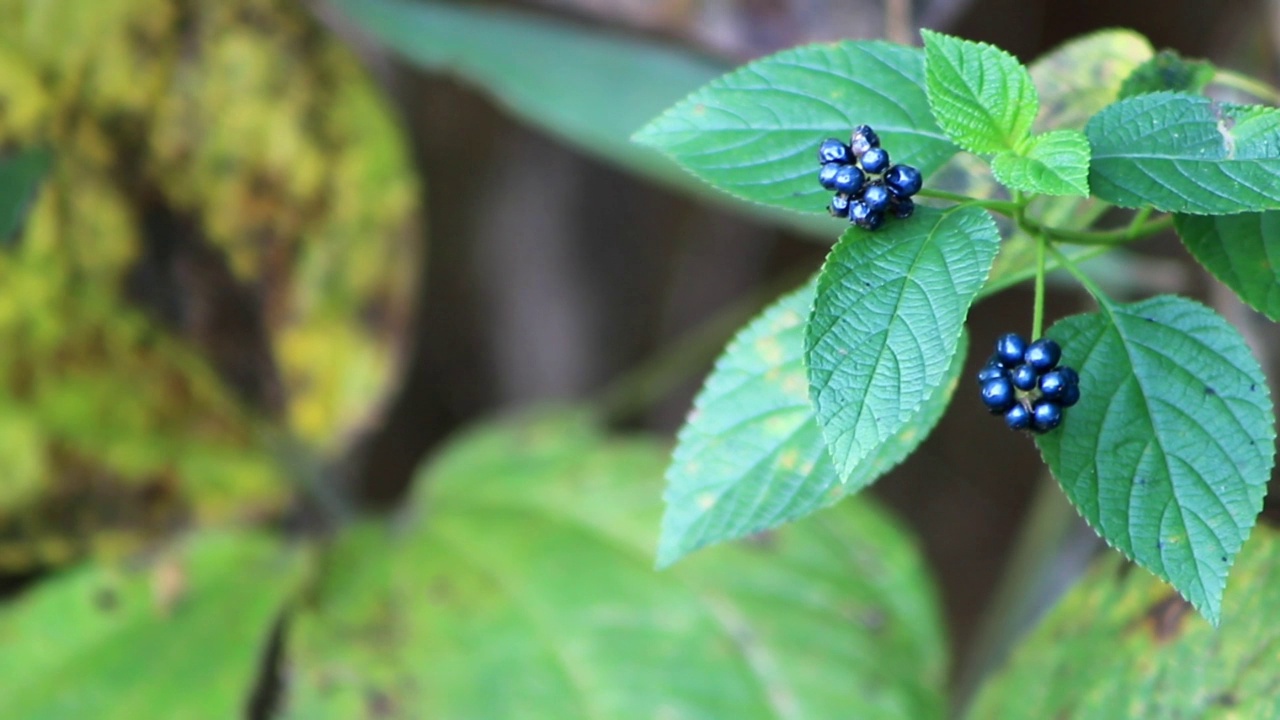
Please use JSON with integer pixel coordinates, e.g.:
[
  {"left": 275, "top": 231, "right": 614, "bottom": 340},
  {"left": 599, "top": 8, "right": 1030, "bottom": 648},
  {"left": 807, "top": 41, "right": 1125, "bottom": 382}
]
[
  {"left": 915, "top": 187, "right": 1021, "bottom": 216},
  {"left": 1032, "top": 234, "right": 1046, "bottom": 339},
  {"left": 1021, "top": 215, "right": 1173, "bottom": 246},
  {"left": 1212, "top": 69, "right": 1280, "bottom": 104},
  {"left": 1126, "top": 206, "right": 1153, "bottom": 235}
]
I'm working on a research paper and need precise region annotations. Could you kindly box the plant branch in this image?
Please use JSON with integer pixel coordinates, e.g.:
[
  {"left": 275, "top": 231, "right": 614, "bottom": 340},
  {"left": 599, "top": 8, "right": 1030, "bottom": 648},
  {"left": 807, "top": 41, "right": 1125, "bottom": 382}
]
[
  {"left": 1045, "top": 242, "right": 1115, "bottom": 308},
  {"left": 916, "top": 187, "right": 1021, "bottom": 216},
  {"left": 1212, "top": 69, "right": 1280, "bottom": 104},
  {"left": 1020, "top": 214, "right": 1173, "bottom": 246}
]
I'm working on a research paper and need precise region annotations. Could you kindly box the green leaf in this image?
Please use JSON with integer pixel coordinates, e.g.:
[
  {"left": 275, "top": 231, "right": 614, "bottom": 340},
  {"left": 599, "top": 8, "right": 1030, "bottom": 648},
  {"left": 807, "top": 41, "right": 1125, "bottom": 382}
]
[
  {"left": 658, "top": 279, "right": 966, "bottom": 566},
  {"left": 991, "top": 129, "right": 1091, "bottom": 197},
  {"left": 970, "top": 526, "right": 1280, "bottom": 719},
  {"left": 1174, "top": 212, "right": 1280, "bottom": 321},
  {"left": 0, "top": 531, "right": 306, "bottom": 718},
  {"left": 922, "top": 30, "right": 1039, "bottom": 154},
  {"left": 1029, "top": 29, "right": 1154, "bottom": 132},
  {"left": 1118, "top": 49, "right": 1216, "bottom": 99},
  {"left": 287, "top": 412, "right": 948, "bottom": 719},
  {"left": 1087, "top": 93, "right": 1280, "bottom": 214},
  {"left": 0, "top": 147, "right": 51, "bottom": 246},
  {"left": 807, "top": 206, "right": 999, "bottom": 480},
  {"left": 634, "top": 41, "right": 957, "bottom": 213},
  {"left": 1036, "top": 295, "right": 1275, "bottom": 624}
]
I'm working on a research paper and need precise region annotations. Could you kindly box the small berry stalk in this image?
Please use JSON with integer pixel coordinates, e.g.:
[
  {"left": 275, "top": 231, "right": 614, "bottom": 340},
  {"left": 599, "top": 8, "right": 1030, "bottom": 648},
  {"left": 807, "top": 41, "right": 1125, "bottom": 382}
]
[
  {"left": 978, "top": 333, "right": 1080, "bottom": 434},
  {"left": 817, "top": 125, "right": 921, "bottom": 231}
]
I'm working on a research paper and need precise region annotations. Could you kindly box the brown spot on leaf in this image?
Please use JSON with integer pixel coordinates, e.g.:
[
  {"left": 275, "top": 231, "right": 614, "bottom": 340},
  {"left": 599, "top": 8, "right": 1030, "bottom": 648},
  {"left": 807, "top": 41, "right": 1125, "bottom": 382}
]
[{"left": 366, "top": 688, "right": 396, "bottom": 718}]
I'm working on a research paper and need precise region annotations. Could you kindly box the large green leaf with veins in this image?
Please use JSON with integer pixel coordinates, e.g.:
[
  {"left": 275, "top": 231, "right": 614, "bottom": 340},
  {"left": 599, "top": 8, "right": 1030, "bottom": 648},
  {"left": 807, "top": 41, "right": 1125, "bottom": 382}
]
[
  {"left": 286, "top": 411, "right": 948, "bottom": 719},
  {"left": 658, "top": 278, "right": 966, "bottom": 566},
  {"left": 1037, "top": 295, "right": 1275, "bottom": 624}
]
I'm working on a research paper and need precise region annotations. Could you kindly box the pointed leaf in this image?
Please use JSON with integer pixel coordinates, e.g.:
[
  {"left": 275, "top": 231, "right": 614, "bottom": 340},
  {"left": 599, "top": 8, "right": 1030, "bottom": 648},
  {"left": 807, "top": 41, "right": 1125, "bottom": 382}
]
[
  {"left": 0, "top": 531, "right": 306, "bottom": 719},
  {"left": 634, "top": 41, "right": 956, "bottom": 213},
  {"left": 659, "top": 278, "right": 967, "bottom": 566},
  {"left": 287, "top": 412, "right": 948, "bottom": 719},
  {"left": 1117, "top": 49, "right": 1215, "bottom": 99},
  {"left": 807, "top": 206, "right": 999, "bottom": 479},
  {"left": 1174, "top": 211, "right": 1280, "bottom": 321},
  {"left": 1037, "top": 295, "right": 1275, "bottom": 624},
  {"left": 991, "top": 129, "right": 1091, "bottom": 197},
  {"left": 1087, "top": 93, "right": 1280, "bottom": 214},
  {"left": 971, "top": 527, "right": 1280, "bottom": 719},
  {"left": 922, "top": 30, "right": 1039, "bottom": 154}
]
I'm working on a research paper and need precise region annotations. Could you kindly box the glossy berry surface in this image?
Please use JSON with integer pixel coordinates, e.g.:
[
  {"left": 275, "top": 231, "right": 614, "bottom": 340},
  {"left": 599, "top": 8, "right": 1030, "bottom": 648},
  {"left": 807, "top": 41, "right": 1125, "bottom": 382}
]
[
  {"left": 819, "top": 138, "right": 851, "bottom": 164},
  {"left": 885, "top": 164, "right": 923, "bottom": 197},
  {"left": 980, "top": 378, "right": 1017, "bottom": 414},
  {"left": 1060, "top": 383, "right": 1081, "bottom": 408},
  {"left": 1005, "top": 403, "right": 1031, "bottom": 430},
  {"left": 818, "top": 162, "right": 842, "bottom": 190},
  {"left": 1031, "top": 400, "right": 1063, "bottom": 433},
  {"left": 1011, "top": 364, "right": 1039, "bottom": 392},
  {"left": 832, "top": 165, "right": 865, "bottom": 195},
  {"left": 863, "top": 183, "right": 891, "bottom": 212},
  {"left": 828, "top": 193, "right": 851, "bottom": 218},
  {"left": 849, "top": 125, "right": 880, "bottom": 156},
  {"left": 1038, "top": 369, "right": 1072, "bottom": 400},
  {"left": 850, "top": 203, "right": 885, "bottom": 231},
  {"left": 977, "top": 364, "right": 1006, "bottom": 384},
  {"left": 1025, "top": 338, "right": 1062, "bottom": 372},
  {"left": 890, "top": 197, "right": 915, "bottom": 219},
  {"left": 995, "top": 333, "right": 1027, "bottom": 366},
  {"left": 861, "top": 147, "right": 890, "bottom": 174}
]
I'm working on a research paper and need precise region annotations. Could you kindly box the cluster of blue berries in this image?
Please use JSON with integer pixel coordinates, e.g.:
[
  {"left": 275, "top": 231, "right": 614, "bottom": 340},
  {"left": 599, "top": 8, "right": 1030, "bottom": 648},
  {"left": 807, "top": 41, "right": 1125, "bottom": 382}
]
[
  {"left": 817, "top": 125, "right": 923, "bottom": 231},
  {"left": 978, "top": 333, "right": 1080, "bottom": 433}
]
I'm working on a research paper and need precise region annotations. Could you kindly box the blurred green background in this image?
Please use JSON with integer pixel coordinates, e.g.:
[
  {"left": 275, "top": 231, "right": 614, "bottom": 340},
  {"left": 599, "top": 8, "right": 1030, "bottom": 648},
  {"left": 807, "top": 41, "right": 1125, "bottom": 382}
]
[{"left": 0, "top": 0, "right": 1277, "bottom": 717}]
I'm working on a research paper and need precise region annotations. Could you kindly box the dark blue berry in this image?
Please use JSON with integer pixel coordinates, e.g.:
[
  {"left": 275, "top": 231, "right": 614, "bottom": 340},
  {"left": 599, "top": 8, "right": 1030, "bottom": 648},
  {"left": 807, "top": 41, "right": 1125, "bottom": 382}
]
[
  {"left": 891, "top": 197, "right": 915, "bottom": 220},
  {"left": 1060, "top": 383, "right": 1081, "bottom": 408},
  {"left": 980, "top": 377, "right": 1017, "bottom": 414},
  {"left": 977, "top": 364, "right": 1006, "bottom": 384},
  {"left": 849, "top": 125, "right": 880, "bottom": 157},
  {"left": 995, "top": 333, "right": 1027, "bottom": 367},
  {"left": 1025, "top": 338, "right": 1061, "bottom": 372},
  {"left": 1011, "top": 364, "right": 1039, "bottom": 391},
  {"left": 1031, "top": 400, "right": 1063, "bottom": 433},
  {"left": 885, "top": 164, "right": 923, "bottom": 197},
  {"left": 1039, "top": 369, "right": 1072, "bottom": 400},
  {"left": 818, "top": 162, "right": 842, "bottom": 190},
  {"left": 1057, "top": 367, "right": 1079, "bottom": 387},
  {"left": 833, "top": 164, "right": 865, "bottom": 195},
  {"left": 863, "top": 183, "right": 891, "bottom": 212},
  {"left": 849, "top": 201, "right": 885, "bottom": 230},
  {"left": 828, "top": 193, "right": 851, "bottom": 218},
  {"left": 861, "top": 147, "right": 890, "bottom": 175},
  {"left": 819, "top": 138, "right": 852, "bottom": 164},
  {"left": 1005, "top": 403, "right": 1032, "bottom": 430}
]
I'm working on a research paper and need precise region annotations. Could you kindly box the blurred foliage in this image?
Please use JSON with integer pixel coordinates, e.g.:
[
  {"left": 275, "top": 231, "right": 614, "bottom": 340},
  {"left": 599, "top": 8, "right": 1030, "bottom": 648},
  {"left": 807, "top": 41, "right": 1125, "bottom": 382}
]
[
  {"left": 285, "top": 411, "right": 949, "bottom": 719},
  {"left": 0, "top": 0, "right": 420, "bottom": 568},
  {"left": 971, "top": 527, "right": 1280, "bottom": 718},
  {"left": 0, "top": 529, "right": 307, "bottom": 718}
]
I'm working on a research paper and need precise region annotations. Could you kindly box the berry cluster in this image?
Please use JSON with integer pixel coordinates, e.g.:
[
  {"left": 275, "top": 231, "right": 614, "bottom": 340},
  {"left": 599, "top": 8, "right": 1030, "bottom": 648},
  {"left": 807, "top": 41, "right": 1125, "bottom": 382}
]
[
  {"left": 978, "top": 333, "right": 1081, "bottom": 434},
  {"left": 817, "top": 125, "right": 923, "bottom": 231}
]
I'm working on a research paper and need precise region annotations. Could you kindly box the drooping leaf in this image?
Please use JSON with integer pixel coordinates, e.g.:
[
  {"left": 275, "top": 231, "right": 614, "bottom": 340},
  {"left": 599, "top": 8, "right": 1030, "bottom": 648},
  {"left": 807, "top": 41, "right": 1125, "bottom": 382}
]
[
  {"left": 921, "top": 30, "right": 1038, "bottom": 154},
  {"left": 0, "top": 531, "right": 306, "bottom": 718},
  {"left": 1117, "top": 49, "right": 1215, "bottom": 99},
  {"left": 1174, "top": 212, "right": 1280, "bottom": 321},
  {"left": 1029, "top": 29, "right": 1154, "bottom": 132},
  {"left": 970, "top": 526, "right": 1280, "bottom": 719},
  {"left": 286, "top": 412, "right": 948, "bottom": 719},
  {"left": 658, "top": 279, "right": 966, "bottom": 566},
  {"left": 991, "top": 129, "right": 1090, "bottom": 197},
  {"left": 1037, "top": 295, "right": 1275, "bottom": 624},
  {"left": 807, "top": 206, "right": 999, "bottom": 481},
  {"left": 0, "top": 147, "right": 51, "bottom": 245},
  {"left": 634, "top": 41, "right": 956, "bottom": 213},
  {"left": 1086, "top": 93, "right": 1280, "bottom": 214}
]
